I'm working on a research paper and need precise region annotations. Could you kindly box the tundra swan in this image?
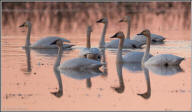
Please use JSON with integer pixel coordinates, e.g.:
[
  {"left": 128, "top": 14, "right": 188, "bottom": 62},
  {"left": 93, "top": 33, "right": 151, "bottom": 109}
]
[
  {"left": 105, "top": 16, "right": 144, "bottom": 48},
  {"left": 137, "top": 29, "right": 184, "bottom": 66},
  {"left": 133, "top": 30, "right": 165, "bottom": 45},
  {"left": 110, "top": 32, "right": 153, "bottom": 63},
  {"left": 79, "top": 26, "right": 101, "bottom": 61},
  {"left": 51, "top": 39, "right": 103, "bottom": 70},
  {"left": 19, "top": 21, "right": 74, "bottom": 49}
]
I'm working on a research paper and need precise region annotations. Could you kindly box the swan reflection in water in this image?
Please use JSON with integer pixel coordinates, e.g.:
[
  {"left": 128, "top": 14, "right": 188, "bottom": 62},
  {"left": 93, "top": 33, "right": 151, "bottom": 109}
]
[
  {"left": 137, "top": 67, "right": 151, "bottom": 99},
  {"left": 21, "top": 47, "right": 32, "bottom": 74},
  {"left": 146, "top": 65, "right": 183, "bottom": 75},
  {"left": 111, "top": 61, "right": 125, "bottom": 93},
  {"left": 51, "top": 67, "right": 63, "bottom": 98},
  {"left": 51, "top": 68, "right": 103, "bottom": 98}
]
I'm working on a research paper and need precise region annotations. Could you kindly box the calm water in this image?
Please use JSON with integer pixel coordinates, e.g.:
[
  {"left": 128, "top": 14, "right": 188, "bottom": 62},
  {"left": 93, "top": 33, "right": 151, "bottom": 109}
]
[
  {"left": 1, "top": 34, "right": 191, "bottom": 111},
  {"left": 2, "top": 2, "right": 191, "bottom": 111}
]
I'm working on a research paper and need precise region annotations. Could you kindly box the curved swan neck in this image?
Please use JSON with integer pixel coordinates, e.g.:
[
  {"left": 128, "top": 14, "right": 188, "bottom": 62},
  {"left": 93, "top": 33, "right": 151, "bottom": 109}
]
[
  {"left": 99, "top": 22, "right": 108, "bottom": 48},
  {"left": 142, "top": 35, "right": 151, "bottom": 65},
  {"left": 54, "top": 46, "right": 63, "bottom": 68},
  {"left": 117, "top": 37, "right": 124, "bottom": 62},
  {"left": 86, "top": 30, "right": 91, "bottom": 48},
  {"left": 126, "top": 19, "right": 131, "bottom": 39},
  {"left": 26, "top": 24, "right": 32, "bottom": 47}
]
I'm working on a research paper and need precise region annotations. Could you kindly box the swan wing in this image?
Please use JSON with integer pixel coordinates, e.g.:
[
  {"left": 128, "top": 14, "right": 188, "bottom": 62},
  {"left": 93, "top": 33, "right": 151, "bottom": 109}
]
[
  {"left": 145, "top": 54, "right": 184, "bottom": 66},
  {"left": 31, "top": 36, "right": 71, "bottom": 48},
  {"left": 105, "top": 39, "right": 141, "bottom": 48},
  {"left": 123, "top": 52, "right": 153, "bottom": 63},
  {"left": 132, "top": 35, "right": 147, "bottom": 44},
  {"left": 151, "top": 34, "right": 165, "bottom": 42}
]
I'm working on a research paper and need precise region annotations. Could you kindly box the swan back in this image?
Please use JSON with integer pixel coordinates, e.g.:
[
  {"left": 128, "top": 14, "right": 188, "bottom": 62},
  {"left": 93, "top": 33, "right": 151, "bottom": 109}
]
[
  {"left": 144, "top": 54, "right": 184, "bottom": 66},
  {"left": 60, "top": 58, "right": 103, "bottom": 70},
  {"left": 31, "top": 36, "right": 71, "bottom": 49},
  {"left": 123, "top": 52, "right": 153, "bottom": 63}
]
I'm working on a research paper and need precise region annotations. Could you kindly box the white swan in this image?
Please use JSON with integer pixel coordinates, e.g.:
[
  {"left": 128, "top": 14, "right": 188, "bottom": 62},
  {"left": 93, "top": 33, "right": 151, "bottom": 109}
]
[
  {"left": 132, "top": 30, "right": 165, "bottom": 45},
  {"left": 51, "top": 39, "right": 103, "bottom": 70},
  {"left": 79, "top": 26, "right": 101, "bottom": 61},
  {"left": 19, "top": 21, "right": 74, "bottom": 49},
  {"left": 137, "top": 29, "right": 184, "bottom": 66},
  {"left": 110, "top": 32, "right": 153, "bottom": 63},
  {"left": 105, "top": 16, "right": 144, "bottom": 48}
]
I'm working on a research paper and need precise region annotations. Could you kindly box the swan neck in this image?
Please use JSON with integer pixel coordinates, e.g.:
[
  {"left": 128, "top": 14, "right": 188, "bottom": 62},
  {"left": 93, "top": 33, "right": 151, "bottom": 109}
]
[
  {"left": 54, "top": 47, "right": 63, "bottom": 68},
  {"left": 142, "top": 35, "right": 151, "bottom": 64},
  {"left": 26, "top": 24, "right": 31, "bottom": 47},
  {"left": 86, "top": 30, "right": 91, "bottom": 48},
  {"left": 117, "top": 38, "right": 124, "bottom": 62},
  {"left": 99, "top": 22, "right": 108, "bottom": 48},
  {"left": 126, "top": 20, "right": 131, "bottom": 39}
]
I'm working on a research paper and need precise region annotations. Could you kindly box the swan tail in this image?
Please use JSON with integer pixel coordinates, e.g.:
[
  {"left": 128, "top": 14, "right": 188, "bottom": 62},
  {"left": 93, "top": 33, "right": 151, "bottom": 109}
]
[{"left": 175, "top": 57, "right": 185, "bottom": 65}]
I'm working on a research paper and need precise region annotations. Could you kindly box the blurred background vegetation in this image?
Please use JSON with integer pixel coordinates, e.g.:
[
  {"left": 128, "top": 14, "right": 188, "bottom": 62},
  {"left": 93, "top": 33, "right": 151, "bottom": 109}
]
[{"left": 2, "top": 2, "right": 191, "bottom": 36}]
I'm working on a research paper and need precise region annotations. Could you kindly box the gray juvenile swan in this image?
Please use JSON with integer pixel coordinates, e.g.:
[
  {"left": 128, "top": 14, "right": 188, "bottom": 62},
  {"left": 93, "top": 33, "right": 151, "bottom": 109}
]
[
  {"left": 110, "top": 32, "right": 153, "bottom": 63},
  {"left": 137, "top": 29, "right": 184, "bottom": 66},
  {"left": 51, "top": 39, "right": 103, "bottom": 70},
  {"left": 105, "top": 16, "right": 144, "bottom": 48},
  {"left": 19, "top": 21, "right": 74, "bottom": 49},
  {"left": 132, "top": 30, "right": 165, "bottom": 45},
  {"left": 79, "top": 26, "right": 101, "bottom": 61}
]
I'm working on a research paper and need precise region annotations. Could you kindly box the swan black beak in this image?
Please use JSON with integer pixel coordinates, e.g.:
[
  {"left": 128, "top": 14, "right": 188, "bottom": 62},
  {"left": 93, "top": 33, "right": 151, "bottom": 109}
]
[
  {"left": 110, "top": 33, "right": 118, "bottom": 38},
  {"left": 19, "top": 23, "right": 25, "bottom": 27},
  {"left": 96, "top": 19, "right": 103, "bottom": 23}
]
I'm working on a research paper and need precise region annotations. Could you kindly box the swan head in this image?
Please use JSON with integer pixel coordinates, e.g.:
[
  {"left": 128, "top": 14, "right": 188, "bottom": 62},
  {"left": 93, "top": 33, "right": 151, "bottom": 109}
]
[
  {"left": 19, "top": 21, "right": 32, "bottom": 27},
  {"left": 137, "top": 29, "right": 151, "bottom": 38},
  {"left": 119, "top": 16, "right": 131, "bottom": 23},
  {"left": 96, "top": 18, "right": 108, "bottom": 24},
  {"left": 50, "top": 39, "right": 63, "bottom": 48},
  {"left": 110, "top": 31, "right": 125, "bottom": 39},
  {"left": 87, "top": 25, "right": 93, "bottom": 32}
]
